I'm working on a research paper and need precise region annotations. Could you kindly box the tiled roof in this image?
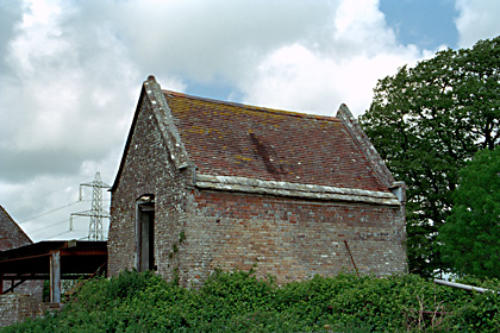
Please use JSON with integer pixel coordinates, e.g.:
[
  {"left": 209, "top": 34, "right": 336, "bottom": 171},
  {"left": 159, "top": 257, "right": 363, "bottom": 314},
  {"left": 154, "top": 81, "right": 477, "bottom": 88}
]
[{"left": 164, "top": 91, "right": 388, "bottom": 191}]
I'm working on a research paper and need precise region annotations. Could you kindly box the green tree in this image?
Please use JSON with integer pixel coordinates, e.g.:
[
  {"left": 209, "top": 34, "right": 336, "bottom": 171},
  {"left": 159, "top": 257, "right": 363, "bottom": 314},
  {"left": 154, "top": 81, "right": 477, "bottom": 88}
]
[
  {"left": 359, "top": 36, "right": 499, "bottom": 277},
  {"left": 438, "top": 147, "right": 500, "bottom": 278}
]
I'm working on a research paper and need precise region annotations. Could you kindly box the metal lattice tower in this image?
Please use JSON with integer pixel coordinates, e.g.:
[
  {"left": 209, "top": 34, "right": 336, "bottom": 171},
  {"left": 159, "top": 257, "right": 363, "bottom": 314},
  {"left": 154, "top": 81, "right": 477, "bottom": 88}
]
[{"left": 70, "top": 172, "right": 110, "bottom": 240}]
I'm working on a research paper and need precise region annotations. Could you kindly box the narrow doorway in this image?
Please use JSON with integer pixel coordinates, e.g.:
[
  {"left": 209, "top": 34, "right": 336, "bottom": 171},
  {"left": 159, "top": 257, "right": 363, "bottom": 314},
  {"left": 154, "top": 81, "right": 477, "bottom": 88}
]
[{"left": 137, "top": 195, "right": 155, "bottom": 272}]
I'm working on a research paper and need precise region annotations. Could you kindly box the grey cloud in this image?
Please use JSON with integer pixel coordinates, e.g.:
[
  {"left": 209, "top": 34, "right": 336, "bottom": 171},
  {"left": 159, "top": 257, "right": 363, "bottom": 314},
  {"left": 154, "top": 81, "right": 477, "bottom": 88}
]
[
  {"left": 0, "top": 147, "right": 118, "bottom": 231},
  {"left": 0, "top": 147, "right": 108, "bottom": 182},
  {"left": 0, "top": 1, "right": 142, "bottom": 188},
  {"left": 0, "top": 1, "right": 23, "bottom": 70}
]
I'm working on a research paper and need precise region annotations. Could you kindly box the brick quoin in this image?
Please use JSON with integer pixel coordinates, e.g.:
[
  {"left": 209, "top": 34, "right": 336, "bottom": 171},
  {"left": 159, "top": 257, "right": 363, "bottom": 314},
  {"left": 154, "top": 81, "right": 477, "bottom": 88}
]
[{"left": 108, "top": 76, "right": 407, "bottom": 286}]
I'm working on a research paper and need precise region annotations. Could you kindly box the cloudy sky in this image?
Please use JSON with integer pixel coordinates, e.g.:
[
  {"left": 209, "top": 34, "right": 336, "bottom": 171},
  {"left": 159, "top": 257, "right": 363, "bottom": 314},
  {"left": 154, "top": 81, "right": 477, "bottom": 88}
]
[{"left": 1, "top": 0, "right": 499, "bottom": 242}]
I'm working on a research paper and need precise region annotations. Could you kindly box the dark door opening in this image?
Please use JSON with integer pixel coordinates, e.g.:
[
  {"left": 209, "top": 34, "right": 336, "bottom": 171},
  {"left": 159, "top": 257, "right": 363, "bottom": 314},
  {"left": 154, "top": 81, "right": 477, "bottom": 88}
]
[{"left": 137, "top": 196, "right": 155, "bottom": 272}]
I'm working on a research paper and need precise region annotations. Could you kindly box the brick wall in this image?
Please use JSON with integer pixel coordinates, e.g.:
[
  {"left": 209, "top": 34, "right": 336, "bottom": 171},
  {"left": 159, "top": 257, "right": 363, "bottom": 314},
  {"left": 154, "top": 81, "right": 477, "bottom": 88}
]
[
  {"left": 174, "top": 190, "right": 406, "bottom": 286},
  {"left": 0, "top": 294, "right": 61, "bottom": 327},
  {"left": 1, "top": 281, "right": 43, "bottom": 301},
  {"left": 111, "top": 181, "right": 406, "bottom": 286}
]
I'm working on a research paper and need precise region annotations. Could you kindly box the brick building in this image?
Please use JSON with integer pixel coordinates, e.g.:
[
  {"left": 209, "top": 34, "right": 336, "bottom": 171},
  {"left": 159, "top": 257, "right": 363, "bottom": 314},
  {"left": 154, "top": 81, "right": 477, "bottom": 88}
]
[
  {"left": 108, "top": 76, "right": 407, "bottom": 286},
  {"left": 0, "top": 206, "right": 31, "bottom": 252},
  {"left": 0, "top": 205, "right": 42, "bottom": 298}
]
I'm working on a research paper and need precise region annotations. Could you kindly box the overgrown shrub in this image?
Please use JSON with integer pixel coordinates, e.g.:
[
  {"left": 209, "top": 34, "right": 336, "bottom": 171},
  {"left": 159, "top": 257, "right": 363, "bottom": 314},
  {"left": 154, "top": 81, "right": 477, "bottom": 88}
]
[{"left": 2, "top": 270, "right": 498, "bottom": 332}]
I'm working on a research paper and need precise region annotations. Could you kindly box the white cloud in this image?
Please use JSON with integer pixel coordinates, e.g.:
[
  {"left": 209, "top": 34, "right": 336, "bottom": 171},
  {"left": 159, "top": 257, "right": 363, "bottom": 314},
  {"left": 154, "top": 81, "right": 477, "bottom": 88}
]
[
  {"left": 240, "top": 0, "right": 427, "bottom": 116},
  {"left": 455, "top": 0, "right": 500, "bottom": 48},
  {"left": 0, "top": 0, "right": 140, "bottom": 238},
  {"left": 241, "top": 43, "right": 424, "bottom": 116},
  {"left": 74, "top": 0, "right": 340, "bottom": 82},
  {"left": 1, "top": 1, "right": 132, "bottom": 153},
  {"left": 0, "top": 0, "right": 187, "bottom": 180}
]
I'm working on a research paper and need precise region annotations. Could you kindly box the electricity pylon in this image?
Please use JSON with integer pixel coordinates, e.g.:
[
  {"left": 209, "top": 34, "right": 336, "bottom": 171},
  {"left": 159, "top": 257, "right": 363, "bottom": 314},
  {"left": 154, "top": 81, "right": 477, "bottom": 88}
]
[{"left": 70, "top": 172, "right": 110, "bottom": 240}]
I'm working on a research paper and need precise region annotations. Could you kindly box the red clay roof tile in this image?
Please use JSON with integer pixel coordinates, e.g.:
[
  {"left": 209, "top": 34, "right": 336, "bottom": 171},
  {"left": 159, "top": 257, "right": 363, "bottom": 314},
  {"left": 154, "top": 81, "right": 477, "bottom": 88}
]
[{"left": 164, "top": 91, "right": 388, "bottom": 191}]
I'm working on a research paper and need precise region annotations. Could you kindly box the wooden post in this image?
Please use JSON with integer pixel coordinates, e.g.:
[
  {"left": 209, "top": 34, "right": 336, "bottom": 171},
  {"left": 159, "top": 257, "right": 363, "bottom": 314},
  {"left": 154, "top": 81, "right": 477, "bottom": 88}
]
[
  {"left": 50, "top": 251, "right": 61, "bottom": 303},
  {"left": 343, "top": 240, "right": 359, "bottom": 277}
]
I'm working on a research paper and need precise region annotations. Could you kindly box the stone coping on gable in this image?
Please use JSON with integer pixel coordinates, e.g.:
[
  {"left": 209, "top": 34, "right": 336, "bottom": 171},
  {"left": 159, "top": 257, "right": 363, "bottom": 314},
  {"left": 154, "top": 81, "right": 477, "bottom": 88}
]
[{"left": 195, "top": 174, "right": 401, "bottom": 206}]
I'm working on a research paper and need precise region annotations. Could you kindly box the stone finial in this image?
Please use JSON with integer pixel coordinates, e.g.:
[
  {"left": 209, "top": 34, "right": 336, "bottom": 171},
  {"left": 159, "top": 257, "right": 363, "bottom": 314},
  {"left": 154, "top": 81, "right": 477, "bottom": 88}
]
[
  {"left": 336, "top": 103, "right": 355, "bottom": 120},
  {"left": 390, "top": 181, "right": 406, "bottom": 203}
]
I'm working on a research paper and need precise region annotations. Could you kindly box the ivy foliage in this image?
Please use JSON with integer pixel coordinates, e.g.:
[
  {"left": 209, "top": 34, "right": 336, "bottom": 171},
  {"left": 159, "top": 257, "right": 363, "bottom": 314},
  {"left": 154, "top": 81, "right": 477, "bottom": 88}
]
[
  {"left": 438, "top": 147, "right": 500, "bottom": 278},
  {"left": 2, "top": 270, "right": 499, "bottom": 332},
  {"left": 359, "top": 36, "right": 499, "bottom": 277}
]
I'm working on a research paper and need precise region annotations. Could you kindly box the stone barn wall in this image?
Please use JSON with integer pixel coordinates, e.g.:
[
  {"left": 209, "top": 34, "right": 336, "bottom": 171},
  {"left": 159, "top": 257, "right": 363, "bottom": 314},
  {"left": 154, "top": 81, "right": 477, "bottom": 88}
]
[{"left": 108, "top": 99, "right": 191, "bottom": 277}]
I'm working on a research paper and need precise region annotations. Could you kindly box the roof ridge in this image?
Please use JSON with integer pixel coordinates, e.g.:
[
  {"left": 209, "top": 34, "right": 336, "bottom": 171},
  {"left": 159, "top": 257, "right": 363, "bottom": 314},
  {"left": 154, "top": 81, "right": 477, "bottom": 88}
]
[{"left": 163, "top": 90, "right": 340, "bottom": 122}]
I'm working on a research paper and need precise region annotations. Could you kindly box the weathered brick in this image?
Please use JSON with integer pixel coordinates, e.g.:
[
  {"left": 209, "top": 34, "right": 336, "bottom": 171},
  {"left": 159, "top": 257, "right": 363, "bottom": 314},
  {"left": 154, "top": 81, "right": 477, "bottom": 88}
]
[{"left": 0, "top": 295, "right": 61, "bottom": 327}]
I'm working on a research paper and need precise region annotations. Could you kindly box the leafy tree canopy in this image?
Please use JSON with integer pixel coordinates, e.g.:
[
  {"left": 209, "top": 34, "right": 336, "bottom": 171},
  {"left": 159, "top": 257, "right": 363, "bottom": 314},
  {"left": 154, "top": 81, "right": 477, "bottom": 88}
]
[
  {"left": 359, "top": 36, "right": 499, "bottom": 277},
  {"left": 438, "top": 147, "right": 500, "bottom": 278}
]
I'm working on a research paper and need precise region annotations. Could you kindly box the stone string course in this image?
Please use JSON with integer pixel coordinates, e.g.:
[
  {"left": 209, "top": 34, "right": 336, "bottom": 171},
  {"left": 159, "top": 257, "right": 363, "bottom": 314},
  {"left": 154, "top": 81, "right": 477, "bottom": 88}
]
[{"left": 195, "top": 174, "right": 400, "bottom": 206}]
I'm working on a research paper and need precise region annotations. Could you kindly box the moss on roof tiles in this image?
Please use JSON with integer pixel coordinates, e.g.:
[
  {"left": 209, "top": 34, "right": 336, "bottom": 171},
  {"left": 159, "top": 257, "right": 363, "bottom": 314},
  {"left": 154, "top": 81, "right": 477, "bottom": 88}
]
[{"left": 162, "top": 90, "right": 388, "bottom": 191}]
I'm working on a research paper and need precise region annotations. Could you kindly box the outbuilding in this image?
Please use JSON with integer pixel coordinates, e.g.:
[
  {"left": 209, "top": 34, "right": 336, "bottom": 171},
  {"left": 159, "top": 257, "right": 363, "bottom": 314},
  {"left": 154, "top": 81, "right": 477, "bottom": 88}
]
[
  {"left": 108, "top": 76, "right": 407, "bottom": 286},
  {"left": 0, "top": 205, "right": 42, "bottom": 298}
]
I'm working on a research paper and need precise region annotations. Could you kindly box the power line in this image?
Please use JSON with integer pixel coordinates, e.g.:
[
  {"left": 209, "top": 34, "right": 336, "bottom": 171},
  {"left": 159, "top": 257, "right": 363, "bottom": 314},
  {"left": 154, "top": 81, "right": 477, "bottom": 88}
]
[
  {"left": 20, "top": 201, "right": 81, "bottom": 223},
  {"left": 28, "top": 219, "right": 69, "bottom": 235},
  {"left": 46, "top": 230, "right": 76, "bottom": 240},
  {"left": 32, "top": 224, "right": 106, "bottom": 240},
  {"left": 79, "top": 198, "right": 110, "bottom": 201},
  {"left": 19, "top": 197, "right": 110, "bottom": 224}
]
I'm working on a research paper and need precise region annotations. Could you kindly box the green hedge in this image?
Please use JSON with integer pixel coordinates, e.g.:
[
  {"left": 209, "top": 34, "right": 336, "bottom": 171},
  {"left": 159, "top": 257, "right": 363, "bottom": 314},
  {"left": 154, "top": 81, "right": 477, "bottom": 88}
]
[{"left": 2, "top": 271, "right": 499, "bottom": 332}]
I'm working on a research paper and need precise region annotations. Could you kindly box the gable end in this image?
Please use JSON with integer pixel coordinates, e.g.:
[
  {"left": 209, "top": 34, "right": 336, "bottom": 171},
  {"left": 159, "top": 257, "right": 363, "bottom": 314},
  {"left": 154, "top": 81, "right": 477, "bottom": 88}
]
[
  {"left": 0, "top": 205, "right": 32, "bottom": 250},
  {"left": 336, "top": 104, "right": 396, "bottom": 188},
  {"left": 110, "top": 76, "right": 191, "bottom": 192}
]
